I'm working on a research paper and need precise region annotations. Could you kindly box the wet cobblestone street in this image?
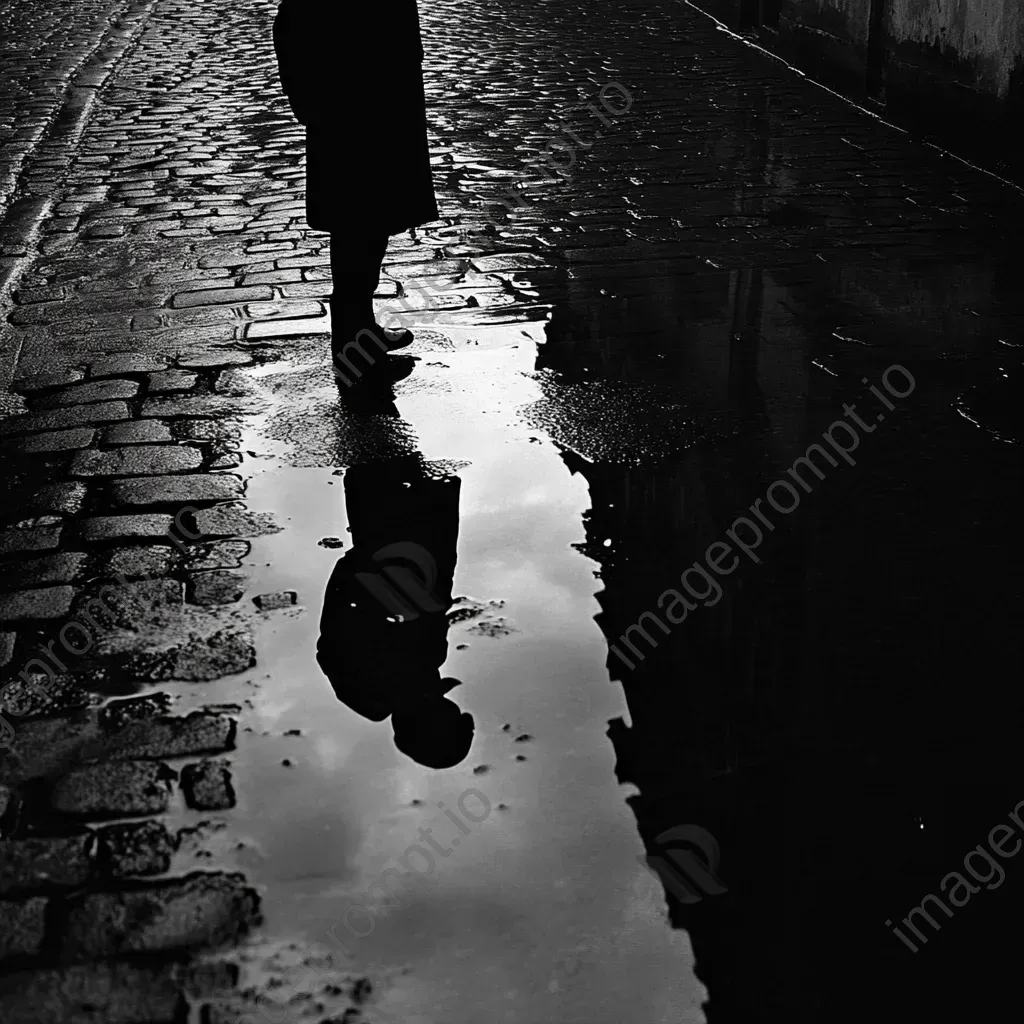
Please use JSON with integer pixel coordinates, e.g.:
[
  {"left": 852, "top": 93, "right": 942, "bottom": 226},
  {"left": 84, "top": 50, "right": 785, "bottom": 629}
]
[{"left": 0, "top": 0, "right": 1021, "bottom": 1021}]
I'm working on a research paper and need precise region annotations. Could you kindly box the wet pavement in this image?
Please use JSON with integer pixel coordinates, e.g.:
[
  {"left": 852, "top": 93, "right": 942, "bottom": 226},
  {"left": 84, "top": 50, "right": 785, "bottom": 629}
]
[{"left": 0, "top": 0, "right": 1022, "bottom": 1021}]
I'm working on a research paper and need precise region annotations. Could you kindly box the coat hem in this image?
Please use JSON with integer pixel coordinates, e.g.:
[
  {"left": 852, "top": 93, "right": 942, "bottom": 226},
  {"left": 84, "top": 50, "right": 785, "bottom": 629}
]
[{"left": 306, "top": 211, "right": 441, "bottom": 237}]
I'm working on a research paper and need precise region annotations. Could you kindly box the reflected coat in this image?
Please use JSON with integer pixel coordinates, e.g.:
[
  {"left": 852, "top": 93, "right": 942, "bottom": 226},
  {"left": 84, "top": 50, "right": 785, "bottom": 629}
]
[
  {"left": 273, "top": 0, "right": 439, "bottom": 235},
  {"left": 315, "top": 464, "right": 461, "bottom": 719}
]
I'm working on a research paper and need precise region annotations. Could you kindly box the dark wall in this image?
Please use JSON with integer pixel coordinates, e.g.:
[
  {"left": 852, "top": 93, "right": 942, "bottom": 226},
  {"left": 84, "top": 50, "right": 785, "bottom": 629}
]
[{"left": 689, "top": 0, "right": 1024, "bottom": 180}]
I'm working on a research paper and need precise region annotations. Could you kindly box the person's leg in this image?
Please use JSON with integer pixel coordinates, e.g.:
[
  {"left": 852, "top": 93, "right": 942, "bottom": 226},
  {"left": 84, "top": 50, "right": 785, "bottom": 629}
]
[
  {"left": 365, "top": 233, "right": 389, "bottom": 304},
  {"left": 330, "top": 231, "right": 389, "bottom": 326},
  {"left": 329, "top": 230, "right": 412, "bottom": 369}
]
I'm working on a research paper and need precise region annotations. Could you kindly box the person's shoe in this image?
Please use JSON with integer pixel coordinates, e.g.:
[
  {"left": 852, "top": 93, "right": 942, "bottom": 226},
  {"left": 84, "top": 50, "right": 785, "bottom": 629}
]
[
  {"left": 332, "top": 325, "right": 407, "bottom": 374},
  {"left": 332, "top": 311, "right": 414, "bottom": 350},
  {"left": 373, "top": 324, "right": 414, "bottom": 350},
  {"left": 333, "top": 353, "right": 415, "bottom": 390},
  {"left": 332, "top": 321, "right": 412, "bottom": 372}
]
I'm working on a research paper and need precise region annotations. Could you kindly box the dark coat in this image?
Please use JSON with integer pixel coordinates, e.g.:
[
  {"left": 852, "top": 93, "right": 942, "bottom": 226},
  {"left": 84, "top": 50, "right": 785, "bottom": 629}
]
[
  {"left": 315, "top": 462, "right": 461, "bottom": 719},
  {"left": 273, "top": 1, "right": 439, "bottom": 235}
]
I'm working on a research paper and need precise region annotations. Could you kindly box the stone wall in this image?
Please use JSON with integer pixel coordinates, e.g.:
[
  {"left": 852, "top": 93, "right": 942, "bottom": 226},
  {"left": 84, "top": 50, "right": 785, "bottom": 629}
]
[{"left": 883, "top": 0, "right": 1024, "bottom": 144}]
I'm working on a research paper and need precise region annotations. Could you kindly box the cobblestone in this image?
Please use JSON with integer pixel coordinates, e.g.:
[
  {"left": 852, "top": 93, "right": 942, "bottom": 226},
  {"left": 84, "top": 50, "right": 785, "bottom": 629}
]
[
  {"left": 0, "top": 632, "right": 15, "bottom": 667},
  {"left": 246, "top": 317, "right": 327, "bottom": 341},
  {"left": 102, "top": 712, "right": 235, "bottom": 760},
  {"left": 253, "top": 591, "right": 296, "bottom": 611},
  {"left": 26, "top": 482, "right": 87, "bottom": 517},
  {"left": 0, "top": 550, "right": 86, "bottom": 589},
  {"left": 148, "top": 369, "right": 198, "bottom": 392},
  {"left": 0, "top": 401, "right": 130, "bottom": 437},
  {"left": 192, "top": 506, "right": 281, "bottom": 538},
  {"left": 0, "top": 584, "right": 75, "bottom": 623},
  {"left": 80, "top": 512, "right": 175, "bottom": 542},
  {"left": 0, "top": 787, "right": 19, "bottom": 836},
  {"left": 96, "top": 820, "right": 177, "bottom": 877},
  {"left": 70, "top": 443, "right": 202, "bottom": 477},
  {"left": 0, "top": 717, "right": 102, "bottom": 788},
  {"left": 0, "top": 670, "right": 95, "bottom": 722},
  {"left": 13, "top": 368, "right": 84, "bottom": 392},
  {"left": 50, "top": 759, "right": 175, "bottom": 818},
  {"left": 97, "top": 693, "right": 174, "bottom": 730},
  {"left": 0, "top": 835, "right": 93, "bottom": 895},
  {"left": 110, "top": 473, "right": 243, "bottom": 506},
  {"left": 87, "top": 353, "right": 168, "bottom": 376},
  {"left": 172, "top": 286, "right": 271, "bottom": 308},
  {"left": 62, "top": 872, "right": 259, "bottom": 958},
  {"left": 0, "top": 673, "right": 94, "bottom": 722},
  {"left": 0, "top": 523, "right": 62, "bottom": 554},
  {"left": 120, "top": 621, "right": 256, "bottom": 682},
  {"left": 187, "top": 570, "right": 248, "bottom": 606},
  {"left": 102, "top": 544, "right": 179, "bottom": 579},
  {"left": 181, "top": 758, "right": 235, "bottom": 810},
  {"left": 0, "top": 897, "right": 47, "bottom": 960},
  {"left": 101, "top": 418, "right": 173, "bottom": 444},
  {"left": 177, "top": 421, "right": 241, "bottom": 444},
  {"left": 10, "top": 427, "right": 95, "bottom": 453},
  {"left": 0, "top": 962, "right": 185, "bottom": 1023},
  {"left": 185, "top": 540, "right": 250, "bottom": 571},
  {"left": 69, "top": 577, "right": 182, "bottom": 633},
  {"left": 34, "top": 379, "right": 139, "bottom": 408},
  {"left": 174, "top": 351, "right": 254, "bottom": 370}
]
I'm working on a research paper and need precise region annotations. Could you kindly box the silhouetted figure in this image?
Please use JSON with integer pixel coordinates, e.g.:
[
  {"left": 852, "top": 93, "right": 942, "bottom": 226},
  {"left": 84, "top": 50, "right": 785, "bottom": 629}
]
[
  {"left": 316, "top": 458, "right": 473, "bottom": 769},
  {"left": 273, "top": 1, "right": 439, "bottom": 375}
]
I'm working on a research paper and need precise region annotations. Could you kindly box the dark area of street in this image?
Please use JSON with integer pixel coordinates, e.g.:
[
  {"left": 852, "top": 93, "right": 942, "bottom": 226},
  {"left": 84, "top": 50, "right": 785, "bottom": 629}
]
[{"left": 0, "top": 0, "right": 1021, "bottom": 1022}]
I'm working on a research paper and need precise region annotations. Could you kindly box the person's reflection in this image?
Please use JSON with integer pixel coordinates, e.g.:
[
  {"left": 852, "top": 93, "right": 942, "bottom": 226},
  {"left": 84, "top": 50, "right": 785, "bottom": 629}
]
[{"left": 316, "top": 455, "right": 474, "bottom": 769}]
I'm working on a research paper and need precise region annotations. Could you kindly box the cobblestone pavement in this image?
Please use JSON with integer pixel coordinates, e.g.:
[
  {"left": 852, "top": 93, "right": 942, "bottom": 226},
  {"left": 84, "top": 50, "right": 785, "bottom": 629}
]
[
  {"left": 0, "top": 0, "right": 160, "bottom": 377},
  {"left": 0, "top": 0, "right": 140, "bottom": 220},
  {"left": 0, "top": 0, "right": 1021, "bottom": 1021}
]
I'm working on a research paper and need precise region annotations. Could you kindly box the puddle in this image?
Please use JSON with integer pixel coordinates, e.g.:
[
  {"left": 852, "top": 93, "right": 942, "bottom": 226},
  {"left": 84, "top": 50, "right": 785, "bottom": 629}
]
[{"left": 190, "top": 323, "right": 705, "bottom": 1022}]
